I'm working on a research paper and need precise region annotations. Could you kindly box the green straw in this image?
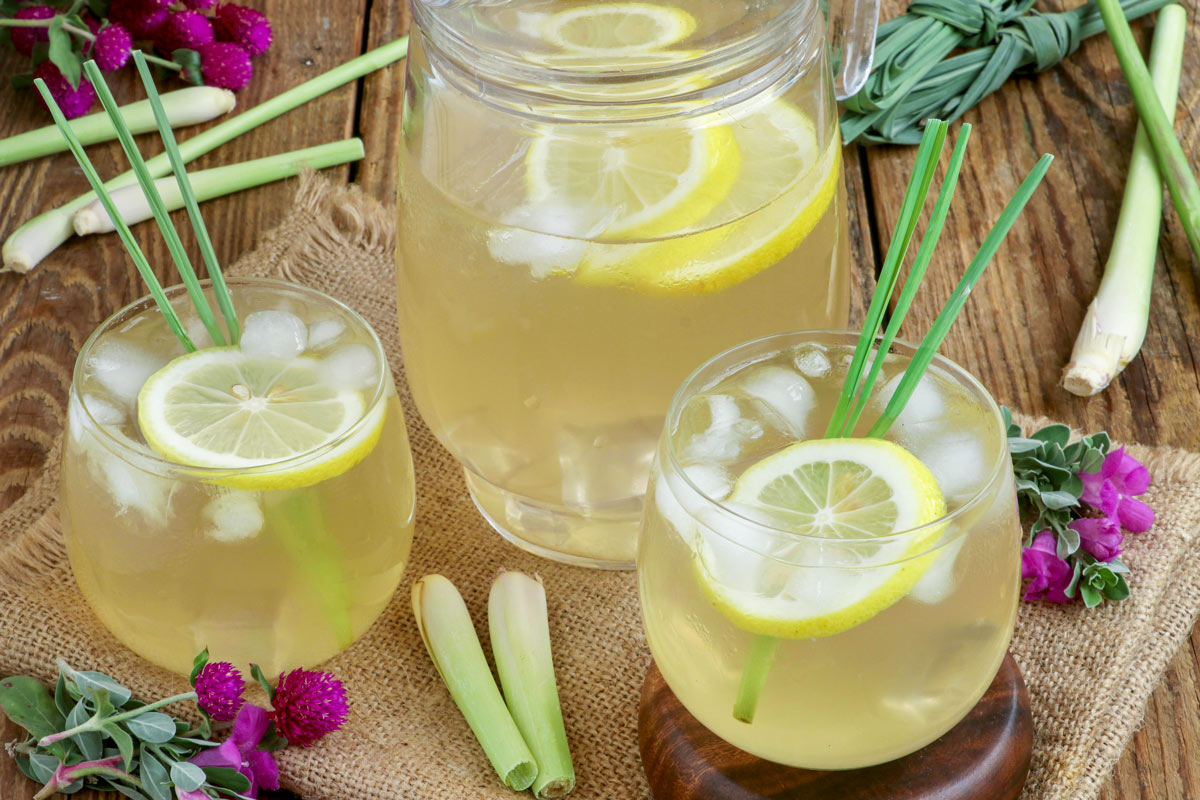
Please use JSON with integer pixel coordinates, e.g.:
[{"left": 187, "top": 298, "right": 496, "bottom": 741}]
[
  {"left": 32, "top": 78, "right": 193, "bottom": 350},
  {"left": 132, "top": 51, "right": 240, "bottom": 345},
  {"left": 82, "top": 59, "right": 227, "bottom": 348}
]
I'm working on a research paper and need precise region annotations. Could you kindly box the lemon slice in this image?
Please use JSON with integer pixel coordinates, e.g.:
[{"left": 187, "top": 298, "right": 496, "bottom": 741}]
[
  {"left": 137, "top": 347, "right": 384, "bottom": 490},
  {"left": 576, "top": 101, "right": 841, "bottom": 294},
  {"left": 695, "top": 438, "right": 946, "bottom": 639},
  {"left": 542, "top": 3, "right": 697, "bottom": 53},
  {"left": 525, "top": 118, "right": 740, "bottom": 240}
]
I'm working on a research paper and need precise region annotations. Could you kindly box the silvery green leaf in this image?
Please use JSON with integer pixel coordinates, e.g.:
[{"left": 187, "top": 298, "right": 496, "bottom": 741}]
[
  {"left": 1056, "top": 527, "right": 1080, "bottom": 559},
  {"left": 59, "top": 779, "right": 84, "bottom": 794},
  {"left": 54, "top": 673, "right": 73, "bottom": 717},
  {"left": 28, "top": 752, "right": 60, "bottom": 783},
  {"left": 1040, "top": 490, "right": 1079, "bottom": 510},
  {"left": 1032, "top": 424, "right": 1070, "bottom": 447},
  {"left": 70, "top": 670, "right": 132, "bottom": 706},
  {"left": 14, "top": 755, "right": 39, "bottom": 783},
  {"left": 104, "top": 721, "right": 134, "bottom": 770},
  {"left": 1104, "top": 575, "right": 1131, "bottom": 601},
  {"left": 140, "top": 753, "right": 173, "bottom": 800},
  {"left": 66, "top": 698, "right": 103, "bottom": 760},
  {"left": 1080, "top": 448, "right": 1105, "bottom": 474},
  {"left": 202, "top": 766, "right": 252, "bottom": 792},
  {"left": 1007, "top": 437, "right": 1043, "bottom": 454},
  {"left": 1079, "top": 582, "right": 1102, "bottom": 607},
  {"left": 125, "top": 712, "right": 177, "bottom": 744},
  {"left": 170, "top": 761, "right": 207, "bottom": 792},
  {"left": 109, "top": 781, "right": 151, "bottom": 800}
]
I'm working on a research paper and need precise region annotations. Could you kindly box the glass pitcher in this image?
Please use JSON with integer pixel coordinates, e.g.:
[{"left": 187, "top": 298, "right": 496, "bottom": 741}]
[{"left": 395, "top": 0, "right": 879, "bottom": 568}]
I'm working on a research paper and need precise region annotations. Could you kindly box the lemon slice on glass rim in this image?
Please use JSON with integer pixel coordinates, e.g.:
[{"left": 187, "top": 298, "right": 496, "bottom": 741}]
[
  {"left": 137, "top": 347, "right": 385, "bottom": 491},
  {"left": 541, "top": 3, "right": 697, "bottom": 54},
  {"left": 691, "top": 438, "right": 946, "bottom": 639}
]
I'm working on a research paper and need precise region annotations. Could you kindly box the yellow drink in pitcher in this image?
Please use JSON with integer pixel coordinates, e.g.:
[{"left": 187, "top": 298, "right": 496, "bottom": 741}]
[
  {"left": 61, "top": 280, "right": 416, "bottom": 676},
  {"left": 397, "top": 0, "right": 850, "bottom": 567},
  {"left": 638, "top": 331, "right": 1021, "bottom": 769}
]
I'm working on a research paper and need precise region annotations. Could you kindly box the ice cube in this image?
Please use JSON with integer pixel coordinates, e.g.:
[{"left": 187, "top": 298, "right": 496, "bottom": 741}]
[
  {"left": 82, "top": 393, "right": 126, "bottom": 426},
  {"left": 306, "top": 318, "right": 346, "bottom": 351},
  {"left": 910, "top": 537, "right": 964, "bottom": 604},
  {"left": 487, "top": 202, "right": 590, "bottom": 278},
  {"left": 204, "top": 491, "right": 264, "bottom": 543},
  {"left": 794, "top": 345, "right": 831, "bottom": 379},
  {"left": 182, "top": 315, "right": 213, "bottom": 350},
  {"left": 94, "top": 452, "right": 169, "bottom": 521},
  {"left": 320, "top": 344, "right": 379, "bottom": 390},
  {"left": 240, "top": 310, "right": 308, "bottom": 360},
  {"left": 739, "top": 365, "right": 814, "bottom": 435},
  {"left": 85, "top": 339, "right": 168, "bottom": 408},
  {"left": 678, "top": 394, "right": 765, "bottom": 465},
  {"left": 683, "top": 463, "right": 733, "bottom": 501},
  {"left": 916, "top": 433, "right": 988, "bottom": 501},
  {"left": 876, "top": 373, "right": 944, "bottom": 428}
]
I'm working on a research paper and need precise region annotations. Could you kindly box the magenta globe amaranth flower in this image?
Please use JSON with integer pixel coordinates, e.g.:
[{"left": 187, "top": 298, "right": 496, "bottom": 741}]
[
  {"left": 197, "top": 41, "right": 254, "bottom": 91},
  {"left": 194, "top": 660, "right": 246, "bottom": 721},
  {"left": 1021, "top": 531, "right": 1074, "bottom": 603},
  {"left": 156, "top": 9, "right": 215, "bottom": 55},
  {"left": 12, "top": 6, "right": 56, "bottom": 58},
  {"left": 214, "top": 3, "right": 273, "bottom": 56},
  {"left": 108, "top": 0, "right": 169, "bottom": 38},
  {"left": 34, "top": 63, "right": 96, "bottom": 119},
  {"left": 269, "top": 668, "right": 349, "bottom": 747},
  {"left": 94, "top": 24, "right": 134, "bottom": 72},
  {"left": 1080, "top": 446, "right": 1154, "bottom": 532}
]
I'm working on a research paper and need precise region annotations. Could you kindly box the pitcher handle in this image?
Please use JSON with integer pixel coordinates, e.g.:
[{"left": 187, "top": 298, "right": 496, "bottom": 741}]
[{"left": 826, "top": 0, "right": 880, "bottom": 100}]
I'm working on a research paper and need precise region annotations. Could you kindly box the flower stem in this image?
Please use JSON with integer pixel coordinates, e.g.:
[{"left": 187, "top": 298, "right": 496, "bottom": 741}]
[{"left": 37, "top": 692, "right": 197, "bottom": 746}]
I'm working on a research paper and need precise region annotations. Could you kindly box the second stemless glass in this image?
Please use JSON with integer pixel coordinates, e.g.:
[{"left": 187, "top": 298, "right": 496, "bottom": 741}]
[
  {"left": 396, "top": 0, "right": 866, "bottom": 568},
  {"left": 638, "top": 331, "right": 1021, "bottom": 769}
]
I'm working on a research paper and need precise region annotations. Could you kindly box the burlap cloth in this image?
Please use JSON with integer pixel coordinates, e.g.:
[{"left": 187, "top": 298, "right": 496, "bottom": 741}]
[{"left": 3, "top": 174, "right": 1200, "bottom": 800}]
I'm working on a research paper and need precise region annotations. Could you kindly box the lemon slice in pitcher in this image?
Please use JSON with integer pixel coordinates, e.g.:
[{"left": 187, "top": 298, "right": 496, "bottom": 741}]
[
  {"left": 542, "top": 3, "right": 697, "bottom": 53},
  {"left": 695, "top": 438, "right": 946, "bottom": 639},
  {"left": 137, "top": 347, "right": 383, "bottom": 490},
  {"left": 576, "top": 100, "right": 841, "bottom": 294}
]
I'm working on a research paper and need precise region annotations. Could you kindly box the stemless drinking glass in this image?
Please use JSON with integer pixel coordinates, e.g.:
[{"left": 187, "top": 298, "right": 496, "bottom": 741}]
[
  {"left": 61, "top": 279, "right": 416, "bottom": 676},
  {"left": 395, "top": 0, "right": 879, "bottom": 568},
  {"left": 638, "top": 331, "right": 1021, "bottom": 769}
]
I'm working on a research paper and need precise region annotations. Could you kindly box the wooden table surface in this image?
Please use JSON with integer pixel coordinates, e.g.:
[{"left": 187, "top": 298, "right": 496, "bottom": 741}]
[{"left": 2, "top": 0, "right": 1198, "bottom": 798}]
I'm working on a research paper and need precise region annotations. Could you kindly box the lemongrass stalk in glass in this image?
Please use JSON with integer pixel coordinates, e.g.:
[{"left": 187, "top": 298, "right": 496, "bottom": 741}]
[
  {"left": 74, "top": 138, "right": 365, "bottom": 234},
  {"left": 413, "top": 575, "right": 538, "bottom": 791},
  {"left": 0, "top": 86, "right": 235, "bottom": 167},
  {"left": 1063, "top": 4, "right": 1186, "bottom": 396}
]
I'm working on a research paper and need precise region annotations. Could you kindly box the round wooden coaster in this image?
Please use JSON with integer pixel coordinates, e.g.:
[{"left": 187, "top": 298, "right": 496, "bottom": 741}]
[{"left": 639, "top": 653, "right": 1032, "bottom": 800}]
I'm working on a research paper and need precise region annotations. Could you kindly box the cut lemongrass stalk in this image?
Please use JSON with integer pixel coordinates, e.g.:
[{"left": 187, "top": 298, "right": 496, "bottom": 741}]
[
  {"left": 842, "top": 125, "right": 973, "bottom": 432},
  {"left": 74, "top": 139, "right": 366, "bottom": 235},
  {"left": 1063, "top": 5, "right": 1186, "bottom": 396},
  {"left": 83, "top": 59, "right": 225, "bottom": 347},
  {"left": 131, "top": 51, "right": 238, "bottom": 344},
  {"left": 732, "top": 634, "right": 779, "bottom": 723},
  {"left": 413, "top": 575, "right": 538, "bottom": 792},
  {"left": 0, "top": 86, "right": 235, "bottom": 168},
  {"left": 32, "top": 77, "right": 193, "bottom": 350},
  {"left": 1096, "top": 0, "right": 1200, "bottom": 264},
  {"left": 2, "top": 35, "right": 409, "bottom": 273},
  {"left": 869, "top": 153, "right": 1055, "bottom": 438},
  {"left": 488, "top": 571, "right": 575, "bottom": 799},
  {"left": 824, "top": 120, "right": 948, "bottom": 438}
]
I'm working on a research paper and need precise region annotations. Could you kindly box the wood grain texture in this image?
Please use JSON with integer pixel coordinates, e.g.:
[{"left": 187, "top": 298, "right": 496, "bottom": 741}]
[
  {"left": 1, "top": 0, "right": 1199, "bottom": 798},
  {"left": 639, "top": 656, "right": 1032, "bottom": 800}
]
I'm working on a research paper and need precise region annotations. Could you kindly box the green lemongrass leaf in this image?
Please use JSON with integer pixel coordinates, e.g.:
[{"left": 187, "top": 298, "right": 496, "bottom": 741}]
[
  {"left": 826, "top": 119, "right": 949, "bottom": 437},
  {"left": 843, "top": 123, "right": 972, "bottom": 432},
  {"left": 169, "top": 761, "right": 207, "bottom": 793},
  {"left": 31, "top": 77, "right": 194, "bottom": 350},
  {"left": 125, "top": 712, "right": 177, "bottom": 744},
  {"left": 83, "top": 59, "right": 226, "bottom": 347},
  {"left": 413, "top": 575, "right": 537, "bottom": 792},
  {"left": 104, "top": 721, "right": 135, "bottom": 770},
  {"left": 132, "top": 51, "right": 238, "bottom": 344},
  {"left": 732, "top": 634, "right": 779, "bottom": 724},
  {"left": 488, "top": 571, "right": 575, "bottom": 799},
  {"left": 138, "top": 752, "right": 172, "bottom": 800},
  {"left": 869, "top": 153, "right": 1053, "bottom": 438},
  {"left": 0, "top": 676, "right": 70, "bottom": 760},
  {"left": 202, "top": 766, "right": 252, "bottom": 792},
  {"left": 47, "top": 15, "right": 82, "bottom": 89}
]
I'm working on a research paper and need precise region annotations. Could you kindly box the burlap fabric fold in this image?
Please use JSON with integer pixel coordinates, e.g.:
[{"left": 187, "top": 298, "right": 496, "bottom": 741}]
[{"left": 3, "top": 174, "right": 1200, "bottom": 800}]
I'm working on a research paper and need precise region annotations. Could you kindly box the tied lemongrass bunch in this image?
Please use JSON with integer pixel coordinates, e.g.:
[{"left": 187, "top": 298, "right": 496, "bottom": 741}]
[
  {"left": 0, "top": 650, "right": 348, "bottom": 800},
  {"left": 732, "top": 120, "right": 1053, "bottom": 723}
]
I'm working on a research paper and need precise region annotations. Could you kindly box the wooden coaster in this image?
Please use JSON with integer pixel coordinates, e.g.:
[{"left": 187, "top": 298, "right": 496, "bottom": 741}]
[{"left": 639, "top": 653, "right": 1032, "bottom": 800}]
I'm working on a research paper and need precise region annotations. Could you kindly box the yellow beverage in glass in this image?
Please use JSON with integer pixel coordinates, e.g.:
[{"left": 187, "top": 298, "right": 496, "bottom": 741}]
[
  {"left": 397, "top": 0, "right": 852, "bottom": 567},
  {"left": 638, "top": 331, "right": 1020, "bottom": 769},
  {"left": 61, "top": 279, "right": 415, "bottom": 676}
]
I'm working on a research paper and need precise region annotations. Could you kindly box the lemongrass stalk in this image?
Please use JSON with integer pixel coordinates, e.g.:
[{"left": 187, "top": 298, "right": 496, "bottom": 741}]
[
  {"left": 413, "top": 575, "right": 538, "bottom": 792},
  {"left": 2, "top": 34, "right": 409, "bottom": 273},
  {"left": 1096, "top": 0, "right": 1200, "bottom": 264},
  {"left": 1063, "top": 5, "right": 1186, "bottom": 396},
  {"left": 32, "top": 78, "right": 192, "bottom": 348},
  {"left": 0, "top": 86, "right": 235, "bottom": 168},
  {"left": 488, "top": 571, "right": 575, "bottom": 799},
  {"left": 75, "top": 139, "right": 365, "bottom": 235}
]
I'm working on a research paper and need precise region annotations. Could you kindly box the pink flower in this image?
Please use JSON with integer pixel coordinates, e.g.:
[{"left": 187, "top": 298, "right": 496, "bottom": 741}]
[
  {"left": 1080, "top": 446, "right": 1154, "bottom": 532},
  {"left": 197, "top": 41, "right": 253, "bottom": 90},
  {"left": 190, "top": 704, "right": 279, "bottom": 798},
  {"left": 194, "top": 660, "right": 246, "bottom": 721},
  {"left": 155, "top": 9, "right": 215, "bottom": 54},
  {"left": 34, "top": 63, "right": 95, "bottom": 119},
  {"left": 1070, "top": 515, "right": 1124, "bottom": 561},
  {"left": 214, "top": 4, "right": 273, "bottom": 56},
  {"left": 94, "top": 24, "right": 133, "bottom": 71},
  {"left": 1021, "top": 531, "right": 1074, "bottom": 603},
  {"left": 12, "top": 6, "right": 56, "bottom": 58},
  {"left": 185, "top": 0, "right": 218, "bottom": 8},
  {"left": 269, "top": 668, "right": 349, "bottom": 747},
  {"left": 108, "top": 0, "right": 169, "bottom": 38}
]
